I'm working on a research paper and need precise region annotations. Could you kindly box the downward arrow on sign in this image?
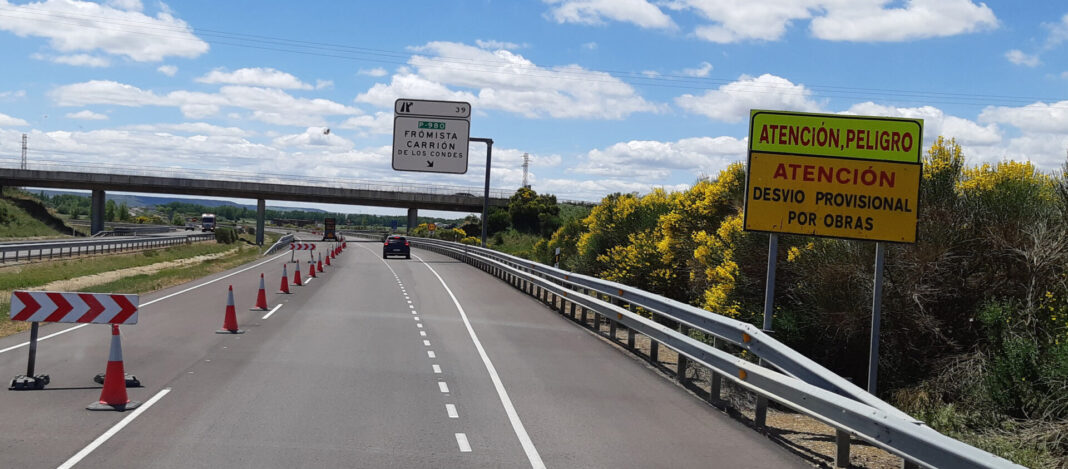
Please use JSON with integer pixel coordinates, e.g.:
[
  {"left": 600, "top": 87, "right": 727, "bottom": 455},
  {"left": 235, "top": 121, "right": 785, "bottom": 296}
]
[{"left": 426, "top": 161, "right": 434, "bottom": 167}]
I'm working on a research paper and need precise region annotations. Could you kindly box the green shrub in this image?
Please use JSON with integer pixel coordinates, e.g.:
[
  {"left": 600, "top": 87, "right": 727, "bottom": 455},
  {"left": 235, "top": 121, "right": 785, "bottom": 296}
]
[
  {"left": 460, "top": 236, "right": 479, "bottom": 245},
  {"left": 214, "top": 227, "right": 237, "bottom": 244}
]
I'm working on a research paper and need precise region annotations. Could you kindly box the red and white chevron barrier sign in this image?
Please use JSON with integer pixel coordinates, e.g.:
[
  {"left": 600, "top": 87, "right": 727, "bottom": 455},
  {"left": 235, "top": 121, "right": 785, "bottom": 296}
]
[
  {"left": 289, "top": 243, "right": 316, "bottom": 250},
  {"left": 9, "top": 291, "right": 139, "bottom": 324}
]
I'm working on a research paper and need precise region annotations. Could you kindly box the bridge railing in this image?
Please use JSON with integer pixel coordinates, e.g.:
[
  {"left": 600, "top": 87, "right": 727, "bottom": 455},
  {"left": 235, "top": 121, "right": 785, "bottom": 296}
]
[
  {"left": 0, "top": 234, "right": 215, "bottom": 264},
  {"left": 263, "top": 233, "right": 295, "bottom": 256},
  {"left": 388, "top": 235, "right": 1021, "bottom": 469}
]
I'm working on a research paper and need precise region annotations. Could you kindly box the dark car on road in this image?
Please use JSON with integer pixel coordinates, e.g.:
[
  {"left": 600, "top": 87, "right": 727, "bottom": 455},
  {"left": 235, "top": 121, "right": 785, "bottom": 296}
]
[{"left": 383, "top": 235, "right": 410, "bottom": 259}]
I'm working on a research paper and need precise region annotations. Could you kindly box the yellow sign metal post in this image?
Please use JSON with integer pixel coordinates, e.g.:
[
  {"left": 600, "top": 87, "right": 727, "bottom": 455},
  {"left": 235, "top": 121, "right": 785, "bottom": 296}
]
[{"left": 744, "top": 109, "right": 923, "bottom": 404}]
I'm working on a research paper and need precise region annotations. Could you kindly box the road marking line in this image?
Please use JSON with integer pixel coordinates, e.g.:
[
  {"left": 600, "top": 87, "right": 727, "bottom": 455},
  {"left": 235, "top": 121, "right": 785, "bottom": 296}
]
[
  {"left": 455, "top": 433, "right": 472, "bottom": 452},
  {"left": 417, "top": 323, "right": 423, "bottom": 328},
  {"left": 439, "top": 381, "right": 450, "bottom": 393},
  {"left": 433, "top": 364, "right": 441, "bottom": 373},
  {"left": 304, "top": 277, "right": 314, "bottom": 285},
  {"left": 414, "top": 316, "right": 420, "bottom": 321},
  {"left": 423, "top": 340, "right": 431, "bottom": 346},
  {"left": 261, "top": 304, "right": 283, "bottom": 320},
  {"left": 57, "top": 388, "right": 172, "bottom": 469},
  {"left": 409, "top": 305, "right": 415, "bottom": 309},
  {"left": 415, "top": 254, "right": 546, "bottom": 469},
  {"left": 420, "top": 331, "right": 427, "bottom": 337},
  {"left": 446, "top": 404, "right": 459, "bottom": 418},
  {"left": 412, "top": 310, "right": 417, "bottom": 314},
  {"left": 1, "top": 252, "right": 290, "bottom": 355},
  {"left": 428, "top": 351, "right": 436, "bottom": 358},
  {"left": 407, "top": 300, "right": 412, "bottom": 304}
]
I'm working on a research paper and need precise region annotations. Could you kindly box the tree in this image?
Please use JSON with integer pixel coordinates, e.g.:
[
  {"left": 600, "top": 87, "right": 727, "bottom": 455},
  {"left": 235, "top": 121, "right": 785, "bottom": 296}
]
[
  {"left": 508, "top": 187, "right": 561, "bottom": 235},
  {"left": 117, "top": 202, "right": 130, "bottom": 221},
  {"left": 105, "top": 200, "right": 117, "bottom": 221},
  {"left": 171, "top": 213, "right": 184, "bottom": 226}
]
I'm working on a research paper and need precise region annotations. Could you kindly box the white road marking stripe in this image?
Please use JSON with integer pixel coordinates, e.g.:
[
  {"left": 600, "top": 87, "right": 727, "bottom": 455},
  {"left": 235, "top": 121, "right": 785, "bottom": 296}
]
[
  {"left": 420, "top": 331, "right": 427, "bottom": 337},
  {"left": 455, "top": 433, "right": 472, "bottom": 452},
  {"left": 2, "top": 252, "right": 290, "bottom": 355},
  {"left": 446, "top": 404, "right": 459, "bottom": 418},
  {"left": 427, "top": 351, "right": 436, "bottom": 358},
  {"left": 411, "top": 311, "right": 417, "bottom": 315},
  {"left": 415, "top": 254, "right": 546, "bottom": 469},
  {"left": 303, "top": 277, "right": 314, "bottom": 285},
  {"left": 433, "top": 364, "right": 441, "bottom": 373},
  {"left": 423, "top": 340, "right": 431, "bottom": 346},
  {"left": 409, "top": 305, "right": 415, "bottom": 309},
  {"left": 417, "top": 323, "right": 423, "bottom": 328},
  {"left": 414, "top": 316, "right": 420, "bottom": 321},
  {"left": 56, "top": 388, "right": 172, "bottom": 469},
  {"left": 261, "top": 304, "right": 283, "bottom": 320},
  {"left": 439, "top": 382, "right": 449, "bottom": 393}
]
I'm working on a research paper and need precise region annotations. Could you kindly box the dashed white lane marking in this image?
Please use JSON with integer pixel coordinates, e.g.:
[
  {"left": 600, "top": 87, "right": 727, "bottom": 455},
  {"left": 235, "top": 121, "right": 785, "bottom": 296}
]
[
  {"left": 423, "top": 340, "right": 431, "bottom": 346},
  {"left": 427, "top": 351, "right": 436, "bottom": 358},
  {"left": 414, "top": 316, "right": 420, "bottom": 321},
  {"left": 433, "top": 364, "right": 442, "bottom": 374},
  {"left": 420, "top": 331, "right": 427, "bottom": 337},
  {"left": 455, "top": 433, "right": 472, "bottom": 452},
  {"left": 303, "top": 277, "right": 314, "bottom": 285},
  {"left": 415, "top": 253, "right": 546, "bottom": 469},
  {"left": 409, "top": 305, "right": 415, "bottom": 309},
  {"left": 57, "top": 388, "right": 172, "bottom": 469},
  {"left": 1, "top": 252, "right": 291, "bottom": 355},
  {"left": 446, "top": 404, "right": 459, "bottom": 418},
  {"left": 261, "top": 304, "right": 283, "bottom": 320},
  {"left": 407, "top": 300, "right": 413, "bottom": 304},
  {"left": 417, "top": 323, "right": 423, "bottom": 328},
  {"left": 439, "top": 382, "right": 450, "bottom": 393},
  {"left": 412, "top": 311, "right": 418, "bottom": 315}
]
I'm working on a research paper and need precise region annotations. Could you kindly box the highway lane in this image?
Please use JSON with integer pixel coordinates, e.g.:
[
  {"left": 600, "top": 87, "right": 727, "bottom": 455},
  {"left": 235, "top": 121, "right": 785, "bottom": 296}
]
[{"left": 1, "top": 240, "right": 805, "bottom": 468}]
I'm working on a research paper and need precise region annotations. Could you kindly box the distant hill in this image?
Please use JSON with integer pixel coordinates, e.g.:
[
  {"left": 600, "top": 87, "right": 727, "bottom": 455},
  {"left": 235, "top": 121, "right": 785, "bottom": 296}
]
[{"left": 32, "top": 190, "right": 325, "bottom": 213}]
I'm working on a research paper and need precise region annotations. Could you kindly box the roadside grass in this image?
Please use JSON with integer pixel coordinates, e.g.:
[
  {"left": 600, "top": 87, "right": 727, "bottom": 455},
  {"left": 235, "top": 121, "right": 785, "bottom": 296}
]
[
  {"left": 488, "top": 229, "right": 543, "bottom": 259},
  {"left": 0, "top": 197, "right": 63, "bottom": 238},
  {"left": 0, "top": 233, "right": 275, "bottom": 339}
]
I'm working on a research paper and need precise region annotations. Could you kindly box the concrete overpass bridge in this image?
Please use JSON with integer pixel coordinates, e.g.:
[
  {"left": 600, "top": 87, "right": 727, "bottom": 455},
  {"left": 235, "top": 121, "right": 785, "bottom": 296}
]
[{"left": 0, "top": 167, "right": 512, "bottom": 245}]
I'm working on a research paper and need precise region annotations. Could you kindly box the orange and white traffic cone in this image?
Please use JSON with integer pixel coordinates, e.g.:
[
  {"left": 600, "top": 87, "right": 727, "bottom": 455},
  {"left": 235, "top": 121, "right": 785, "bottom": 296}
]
[
  {"left": 251, "top": 273, "right": 268, "bottom": 311},
  {"left": 88, "top": 324, "right": 141, "bottom": 411},
  {"left": 216, "top": 285, "right": 244, "bottom": 334},
  {"left": 279, "top": 264, "right": 291, "bottom": 294},
  {"left": 325, "top": 252, "right": 331, "bottom": 267},
  {"left": 343, "top": 241, "right": 347, "bottom": 249},
  {"left": 293, "top": 262, "right": 303, "bottom": 286},
  {"left": 317, "top": 253, "right": 324, "bottom": 273},
  {"left": 307, "top": 260, "right": 317, "bottom": 278}
]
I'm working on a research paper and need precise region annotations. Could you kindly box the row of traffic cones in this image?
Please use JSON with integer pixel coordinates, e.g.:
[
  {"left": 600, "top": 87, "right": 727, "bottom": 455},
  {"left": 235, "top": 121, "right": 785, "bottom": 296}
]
[{"left": 92, "top": 242, "right": 349, "bottom": 411}]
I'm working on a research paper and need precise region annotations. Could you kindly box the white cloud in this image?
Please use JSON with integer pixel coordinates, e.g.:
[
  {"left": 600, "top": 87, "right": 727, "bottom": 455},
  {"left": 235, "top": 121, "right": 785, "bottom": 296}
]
[
  {"left": 809, "top": 0, "right": 997, "bottom": 42},
  {"left": 31, "top": 52, "right": 110, "bottom": 67},
  {"left": 0, "top": 90, "right": 26, "bottom": 100},
  {"left": 358, "top": 68, "right": 388, "bottom": 77},
  {"left": 272, "top": 127, "right": 354, "bottom": 148},
  {"left": 196, "top": 67, "right": 314, "bottom": 90},
  {"left": 51, "top": 80, "right": 361, "bottom": 126},
  {"left": 979, "top": 101, "right": 1068, "bottom": 134},
  {"left": 544, "top": 0, "right": 676, "bottom": 29},
  {"left": 590, "top": 0, "right": 998, "bottom": 43},
  {"left": 338, "top": 112, "right": 393, "bottom": 137},
  {"left": 538, "top": 177, "right": 690, "bottom": 201},
  {"left": 358, "top": 41, "right": 661, "bottom": 119},
  {"left": 1044, "top": 13, "right": 1068, "bottom": 48},
  {"left": 582, "top": 41, "right": 598, "bottom": 50},
  {"left": 681, "top": 61, "right": 713, "bottom": 77},
  {"left": 844, "top": 102, "right": 1001, "bottom": 146},
  {"left": 0, "top": 112, "right": 29, "bottom": 126},
  {"left": 315, "top": 79, "right": 334, "bottom": 90},
  {"left": 475, "top": 39, "right": 522, "bottom": 50},
  {"left": 65, "top": 110, "right": 108, "bottom": 120},
  {"left": 0, "top": 0, "right": 209, "bottom": 61},
  {"left": 675, "top": 73, "right": 821, "bottom": 122},
  {"left": 157, "top": 65, "right": 177, "bottom": 76},
  {"left": 1005, "top": 49, "right": 1040, "bottom": 67},
  {"left": 105, "top": 0, "right": 142, "bottom": 11},
  {"left": 575, "top": 136, "right": 745, "bottom": 178}
]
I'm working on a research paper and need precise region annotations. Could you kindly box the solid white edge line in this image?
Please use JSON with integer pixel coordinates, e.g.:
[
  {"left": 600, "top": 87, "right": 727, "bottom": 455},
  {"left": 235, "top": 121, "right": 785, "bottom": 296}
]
[
  {"left": 446, "top": 403, "right": 459, "bottom": 418},
  {"left": 262, "top": 304, "right": 283, "bottom": 320},
  {"left": 1, "top": 252, "right": 291, "bottom": 355},
  {"left": 455, "top": 433, "right": 472, "bottom": 452},
  {"left": 57, "top": 387, "right": 172, "bottom": 469},
  {"left": 414, "top": 254, "right": 546, "bottom": 469}
]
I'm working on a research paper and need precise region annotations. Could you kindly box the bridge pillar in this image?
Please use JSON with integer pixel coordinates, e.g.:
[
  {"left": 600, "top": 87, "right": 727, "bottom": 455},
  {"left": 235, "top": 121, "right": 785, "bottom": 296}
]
[
  {"left": 256, "top": 198, "right": 265, "bottom": 245},
  {"left": 90, "top": 190, "right": 105, "bottom": 235},
  {"left": 407, "top": 208, "right": 417, "bottom": 234}
]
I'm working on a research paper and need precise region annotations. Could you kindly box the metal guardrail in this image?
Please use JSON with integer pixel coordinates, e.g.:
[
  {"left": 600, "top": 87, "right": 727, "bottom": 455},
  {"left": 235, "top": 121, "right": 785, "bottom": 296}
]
[
  {"left": 389, "top": 236, "right": 1022, "bottom": 469},
  {"left": 0, "top": 234, "right": 215, "bottom": 264},
  {"left": 263, "top": 233, "right": 295, "bottom": 256}
]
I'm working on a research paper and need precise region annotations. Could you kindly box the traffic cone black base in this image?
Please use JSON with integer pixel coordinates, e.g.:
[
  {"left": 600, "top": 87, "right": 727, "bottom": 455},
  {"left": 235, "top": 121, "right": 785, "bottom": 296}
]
[{"left": 88, "top": 400, "right": 142, "bottom": 411}]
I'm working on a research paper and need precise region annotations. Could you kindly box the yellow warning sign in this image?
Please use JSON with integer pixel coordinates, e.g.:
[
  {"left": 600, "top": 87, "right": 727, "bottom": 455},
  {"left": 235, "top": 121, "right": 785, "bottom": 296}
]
[{"left": 744, "top": 152, "right": 921, "bottom": 243}]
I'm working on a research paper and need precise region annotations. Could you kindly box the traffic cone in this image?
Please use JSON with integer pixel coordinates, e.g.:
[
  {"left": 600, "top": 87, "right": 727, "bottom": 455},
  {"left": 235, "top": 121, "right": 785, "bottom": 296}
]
[
  {"left": 343, "top": 241, "right": 347, "bottom": 249},
  {"left": 279, "top": 264, "right": 291, "bottom": 294},
  {"left": 308, "top": 260, "right": 317, "bottom": 278},
  {"left": 317, "top": 253, "right": 324, "bottom": 273},
  {"left": 293, "top": 262, "right": 303, "bottom": 286},
  {"left": 325, "top": 252, "right": 331, "bottom": 266},
  {"left": 216, "top": 285, "right": 244, "bottom": 334},
  {"left": 88, "top": 324, "right": 141, "bottom": 411},
  {"left": 251, "top": 273, "right": 268, "bottom": 310}
]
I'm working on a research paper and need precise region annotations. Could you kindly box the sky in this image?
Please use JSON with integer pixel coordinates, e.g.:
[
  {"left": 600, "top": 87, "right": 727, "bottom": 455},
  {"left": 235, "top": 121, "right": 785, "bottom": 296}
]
[{"left": 0, "top": 0, "right": 1065, "bottom": 216}]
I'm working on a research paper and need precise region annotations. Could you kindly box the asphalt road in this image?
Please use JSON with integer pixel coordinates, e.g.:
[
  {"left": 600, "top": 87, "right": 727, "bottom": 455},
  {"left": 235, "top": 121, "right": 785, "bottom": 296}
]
[{"left": 0, "top": 239, "right": 806, "bottom": 468}]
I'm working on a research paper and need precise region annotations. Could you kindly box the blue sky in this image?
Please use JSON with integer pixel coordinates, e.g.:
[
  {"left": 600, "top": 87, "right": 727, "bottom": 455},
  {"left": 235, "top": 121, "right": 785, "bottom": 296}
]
[{"left": 0, "top": 0, "right": 1065, "bottom": 215}]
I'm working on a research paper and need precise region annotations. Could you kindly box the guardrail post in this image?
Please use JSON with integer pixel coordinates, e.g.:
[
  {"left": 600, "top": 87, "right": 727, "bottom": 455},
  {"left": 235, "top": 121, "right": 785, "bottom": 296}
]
[
  {"left": 709, "top": 337, "right": 722, "bottom": 403},
  {"left": 677, "top": 325, "right": 690, "bottom": 383},
  {"left": 569, "top": 301, "right": 576, "bottom": 318},
  {"left": 835, "top": 429, "right": 850, "bottom": 468},
  {"left": 901, "top": 459, "right": 919, "bottom": 469},
  {"left": 650, "top": 340, "right": 659, "bottom": 362}
]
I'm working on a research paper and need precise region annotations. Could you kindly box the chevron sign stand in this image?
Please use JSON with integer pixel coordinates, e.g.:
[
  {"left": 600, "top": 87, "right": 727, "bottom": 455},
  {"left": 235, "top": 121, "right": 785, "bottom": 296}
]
[
  {"left": 289, "top": 242, "right": 317, "bottom": 263},
  {"left": 8, "top": 291, "right": 139, "bottom": 391}
]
